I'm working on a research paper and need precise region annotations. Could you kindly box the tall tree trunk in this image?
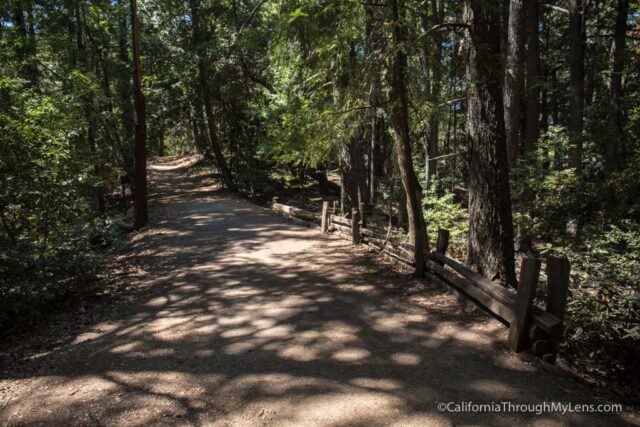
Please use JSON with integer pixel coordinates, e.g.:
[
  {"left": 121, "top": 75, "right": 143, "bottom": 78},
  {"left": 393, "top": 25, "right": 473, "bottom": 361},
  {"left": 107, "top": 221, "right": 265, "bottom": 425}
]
[
  {"left": 337, "top": 44, "right": 369, "bottom": 208},
  {"left": 368, "top": 93, "right": 378, "bottom": 203},
  {"left": 13, "top": 1, "right": 28, "bottom": 61},
  {"left": 365, "top": 4, "right": 382, "bottom": 204},
  {"left": 568, "top": 0, "right": 585, "bottom": 173},
  {"left": 158, "top": 125, "right": 165, "bottom": 157},
  {"left": 131, "top": 0, "right": 148, "bottom": 229},
  {"left": 76, "top": 2, "right": 105, "bottom": 213},
  {"left": 503, "top": 0, "right": 525, "bottom": 168},
  {"left": 340, "top": 126, "right": 369, "bottom": 211},
  {"left": 605, "top": 0, "right": 629, "bottom": 176},
  {"left": 118, "top": 4, "right": 135, "bottom": 178},
  {"left": 419, "top": 3, "right": 432, "bottom": 192},
  {"left": 190, "top": 98, "right": 208, "bottom": 156},
  {"left": 13, "top": 0, "right": 38, "bottom": 85},
  {"left": 189, "top": 0, "right": 236, "bottom": 191},
  {"left": 550, "top": 69, "right": 560, "bottom": 126},
  {"left": 465, "top": 1, "right": 517, "bottom": 287},
  {"left": 524, "top": 0, "right": 541, "bottom": 154},
  {"left": 427, "top": 0, "right": 444, "bottom": 191},
  {"left": 199, "top": 59, "right": 236, "bottom": 192},
  {"left": 66, "top": 0, "right": 78, "bottom": 66},
  {"left": 584, "top": 1, "right": 603, "bottom": 109},
  {"left": 540, "top": 20, "right": 550, "bottom": 136},
  {"left": 389, "top": 0, "right": 427, "bottom": 277},
  {"left": 25, "top": 2, "right": 38, "bottom": 84},
  {"left": 420, "top": 0, "right": 444, "bottom": 192},
  {"left": 190, "top": 108, "right": 202, "bottom": 153}
]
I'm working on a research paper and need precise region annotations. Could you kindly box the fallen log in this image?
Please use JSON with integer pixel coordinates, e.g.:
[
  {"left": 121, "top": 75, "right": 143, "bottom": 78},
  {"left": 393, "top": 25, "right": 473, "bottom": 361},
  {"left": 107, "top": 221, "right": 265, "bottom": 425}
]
[
  {"left": 330, "top": 222, "right": 352, "bottom": 235},
  {"left": 330, "top": 214, "right": 352, "bottom": 227},
  {"left": 272, "top": 203, "right": 320, "bottom": 224}
]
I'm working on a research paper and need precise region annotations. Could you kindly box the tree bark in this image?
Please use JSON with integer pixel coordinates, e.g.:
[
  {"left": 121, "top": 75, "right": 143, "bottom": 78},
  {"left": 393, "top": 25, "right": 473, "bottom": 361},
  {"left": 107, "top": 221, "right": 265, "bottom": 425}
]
[
  {"left": 388, "top": 0, "right": 428, "bottom": 277},
  {"left": 118, "top": 3, "right": 135, "bottom": 178},
  {"left": 420, "top": 3, "right": 432, "bottom": 192},
  {"left": 337, "top": 44, "right": 369, "bottom": 209},
  {"left": 339, "top": 125, "right": 368, "bottom": 211},
  {"left": 503, "top": 0, "right": 526, "bottom": 168},
  {"left": 131, "top": 0, "right": 148, "bottom": 229},
  {"left": 365, "top": 4, "right": 383, "bottom": 204},
  {"left": 75, "top": 1, "right": 105, "bottom": 213},
  {"left": 465, "top": 1, "right": 517, "bottom": 288},
  {"left": 427, "top": 0, "right": 444, "bottom": 191},
  {"left": 420, "top": 0, "right": 444, "bottom": 192},
  {"left": 524, "top": 0, "right": 541, "bottom": 154},
  {"left": 190, "top": 98, "right": 207, "bottom": 156},
  {"left": 158, "top": 126, "right": 165, "bottom": 157},
  {"left": 605, "top": 0, "right": 628, "bottom": 176},
  {"left": 568, "top": 0, "right": 585, "bottom": 173},
  {"left": 13, "top": 0, "right": 38, "bottom": 85},
  {"left": 189, "top": 0, "right": 236, "bottom": 191}
]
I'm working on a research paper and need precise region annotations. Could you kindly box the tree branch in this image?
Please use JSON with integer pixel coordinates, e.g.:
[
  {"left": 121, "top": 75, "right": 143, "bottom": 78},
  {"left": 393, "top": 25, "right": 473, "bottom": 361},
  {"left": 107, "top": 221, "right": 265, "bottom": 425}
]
[
  {"left": 237, "top": 0, "right": 270, "bottom": 36},
  {"left": 425, "top": 23, "right": 470, "bottom": 36},
  {"left": 427, "top": 152, "right": 463, "bottom": 162},
  {"left": 542, "top": 3, "right": 569, "bottom": 14}
]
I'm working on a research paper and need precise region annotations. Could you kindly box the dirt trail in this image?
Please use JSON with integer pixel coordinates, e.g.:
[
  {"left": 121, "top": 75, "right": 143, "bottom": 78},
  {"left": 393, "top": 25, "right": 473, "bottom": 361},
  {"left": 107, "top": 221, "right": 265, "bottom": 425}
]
[{"left": 1, "top": 157, "right": 636, "bottom": 426}]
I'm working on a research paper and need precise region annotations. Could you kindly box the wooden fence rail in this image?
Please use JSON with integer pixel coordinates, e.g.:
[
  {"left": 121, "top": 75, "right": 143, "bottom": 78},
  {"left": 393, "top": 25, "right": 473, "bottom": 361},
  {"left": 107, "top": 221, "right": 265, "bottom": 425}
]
[{"left": 273, "top": 200, "right": 570, "bottom": 363}]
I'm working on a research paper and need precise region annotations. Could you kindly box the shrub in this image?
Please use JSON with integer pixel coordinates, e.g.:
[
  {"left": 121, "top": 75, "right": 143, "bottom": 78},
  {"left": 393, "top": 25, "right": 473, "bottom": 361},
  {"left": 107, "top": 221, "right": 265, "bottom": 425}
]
[{"left": 422, "top": 181, "right": 468, "bottom": 260}]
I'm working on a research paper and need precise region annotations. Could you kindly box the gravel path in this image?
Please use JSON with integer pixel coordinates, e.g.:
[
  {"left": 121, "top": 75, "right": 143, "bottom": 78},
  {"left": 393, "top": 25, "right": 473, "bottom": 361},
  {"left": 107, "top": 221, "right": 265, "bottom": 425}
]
[{"left": 1, "top": 157, "right": 637, "bottom": 426}]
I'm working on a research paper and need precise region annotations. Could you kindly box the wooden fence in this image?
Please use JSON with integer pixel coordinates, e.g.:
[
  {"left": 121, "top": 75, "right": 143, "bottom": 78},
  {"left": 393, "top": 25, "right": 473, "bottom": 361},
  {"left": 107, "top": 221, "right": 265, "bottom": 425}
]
[{"left": 272, "top": 200, "right": 570, "bottom": 364}]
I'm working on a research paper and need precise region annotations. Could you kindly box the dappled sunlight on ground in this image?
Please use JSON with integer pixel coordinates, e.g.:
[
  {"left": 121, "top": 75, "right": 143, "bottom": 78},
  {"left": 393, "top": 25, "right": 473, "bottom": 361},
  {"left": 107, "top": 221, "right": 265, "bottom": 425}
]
[{"left": 0, "top": 156, "right": 635, "bottom": 426}]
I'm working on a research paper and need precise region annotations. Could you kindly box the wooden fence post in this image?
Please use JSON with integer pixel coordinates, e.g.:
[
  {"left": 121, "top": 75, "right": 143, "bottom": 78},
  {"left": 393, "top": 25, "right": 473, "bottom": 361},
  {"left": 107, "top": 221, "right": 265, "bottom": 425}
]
[
  {"left": 352, "top": 208, "right": 361, "bottom": 245},
  {"left": 508, "top": 256, "right": 542, "bottom": 352},
  {"left": 436, "top": 229, "right": 450, "bottom": 255},
  {"left": 321, "top": 201, "right": 330, "bottom": 233},
  {"left": 544, "top": 256, "right": 571, "bottom": 363},
  {"left": 433, "top": 228, "right": 464, "bottom": 306},
  {"left": 435, "top": 228, "right": 450, "bottom": 270},
  {"left": 332, "top": 200, "right": 337, "bottom": 215}
]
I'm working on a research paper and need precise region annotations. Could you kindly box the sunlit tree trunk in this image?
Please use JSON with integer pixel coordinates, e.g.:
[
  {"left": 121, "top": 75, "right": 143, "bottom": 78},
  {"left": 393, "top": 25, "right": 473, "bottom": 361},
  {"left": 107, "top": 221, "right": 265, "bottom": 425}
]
[
  {"left": 389, "top": 0, "right": 428, "bottom": 277},
  {"left": 189, "top": 0, "right": 236, "bottom": 191}
]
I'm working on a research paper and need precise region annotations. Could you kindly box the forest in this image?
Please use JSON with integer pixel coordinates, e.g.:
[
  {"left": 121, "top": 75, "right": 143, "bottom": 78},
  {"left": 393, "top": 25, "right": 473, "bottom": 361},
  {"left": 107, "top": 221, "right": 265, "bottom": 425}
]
[{"left": 1, "top": 0, "right": 639, "bottom": 415}]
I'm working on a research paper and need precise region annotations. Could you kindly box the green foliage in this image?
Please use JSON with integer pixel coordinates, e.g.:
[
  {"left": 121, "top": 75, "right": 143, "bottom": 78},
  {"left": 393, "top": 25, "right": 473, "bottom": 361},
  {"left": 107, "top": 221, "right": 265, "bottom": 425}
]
[
  {"left": 561, "top": 221, "right": 640, "bottom": 348},
  {"left": 422, "top": 181, "right": 468, "bottom": 259},
  {"left": 511, "top": 125, "right": 640, "bottom": 364},
  {"left": 0, "top": 77, "right": 85, "bottom": 251},
  {"left": 0, "top": 215, "right": 125, "bottom": 330},
  {"left": 610, "top": 151, "right": 640, "bottom": 218},
  {"left": 513, "top": 127, "right": 586, "bottom": 239},
  {"left": 0, "top": 76, "right": 125, "bottom": 330},
  {"left": 264, "top": 78, "right": 335, "bottom": 169}
]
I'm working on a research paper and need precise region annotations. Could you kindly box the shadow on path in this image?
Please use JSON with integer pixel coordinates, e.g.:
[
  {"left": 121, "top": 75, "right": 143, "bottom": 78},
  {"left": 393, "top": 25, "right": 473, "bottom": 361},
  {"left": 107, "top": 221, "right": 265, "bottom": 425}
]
[{"left": 0, "top": 157, "right": 635, "bottom": 426}]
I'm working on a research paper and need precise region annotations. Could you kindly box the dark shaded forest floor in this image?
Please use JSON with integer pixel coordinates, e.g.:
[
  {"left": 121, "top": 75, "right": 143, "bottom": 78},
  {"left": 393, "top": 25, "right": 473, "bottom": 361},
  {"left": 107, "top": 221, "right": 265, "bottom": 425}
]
[{"left": 0, "top": 156, "right": 637, "bottom": 426}]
